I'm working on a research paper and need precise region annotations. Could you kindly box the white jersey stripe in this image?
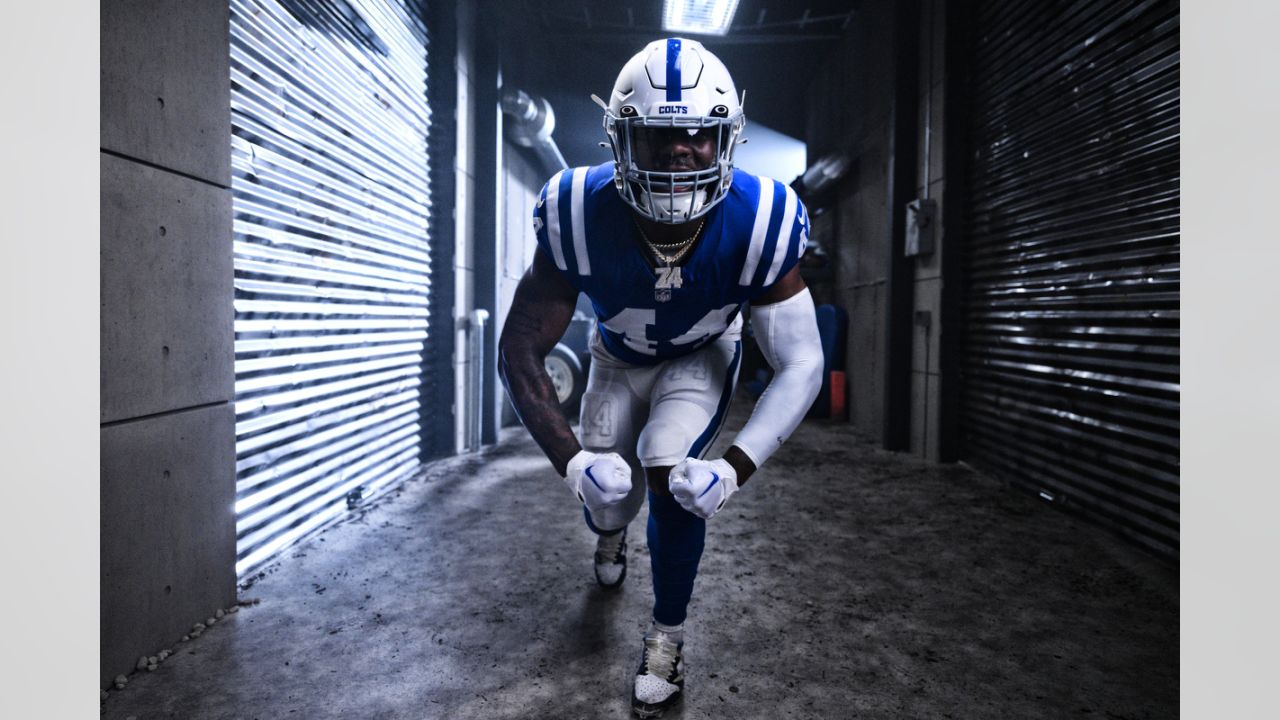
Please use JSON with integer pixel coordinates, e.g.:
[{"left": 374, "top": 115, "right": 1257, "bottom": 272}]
[
  {"left": 570, "top": 167, "right": 591, "bottom": 275},
  {"left": 738, "top": 177, "right": 776, "bottom": 286},
  {"left": 545, "top": 170, "right": 568, "bottom": 271},
  {"left": 763, "top": 185, "right": 799, "bottom": 286}
]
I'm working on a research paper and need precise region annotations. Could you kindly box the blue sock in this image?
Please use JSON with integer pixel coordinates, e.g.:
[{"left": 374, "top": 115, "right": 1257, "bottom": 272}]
[{"left": 647, "top": 490, "right": 706, "bottom": 627}]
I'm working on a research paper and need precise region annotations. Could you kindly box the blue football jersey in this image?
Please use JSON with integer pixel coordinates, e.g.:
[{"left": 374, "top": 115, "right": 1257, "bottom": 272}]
[{"left": 532, "top": 163, "right": 810, "bottom": 366}]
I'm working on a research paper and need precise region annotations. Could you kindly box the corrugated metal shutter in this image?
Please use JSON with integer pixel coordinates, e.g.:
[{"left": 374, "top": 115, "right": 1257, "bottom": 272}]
[
  {"left": 959, "top": 0, "right": 1179, "bottom": 557},
  {"left": 229, "top": 0, "right": 432, "bottom": 578}
]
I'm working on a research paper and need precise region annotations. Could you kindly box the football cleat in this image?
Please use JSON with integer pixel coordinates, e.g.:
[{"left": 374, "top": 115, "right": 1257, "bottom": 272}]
[
  {"left": 631, "top": 631, "right": 684, "bottom": 718},
  {"left": 594, "top": 526, "right": 627, "bottom": 589}
]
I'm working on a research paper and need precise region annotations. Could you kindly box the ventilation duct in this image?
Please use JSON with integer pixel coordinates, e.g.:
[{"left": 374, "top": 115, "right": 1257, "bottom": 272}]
[
  {"left": 501, "top": 88, "right": 568, "bottom": 173},
  {"left": 797, "top": 152, "right": 851, "bottom": 197}
]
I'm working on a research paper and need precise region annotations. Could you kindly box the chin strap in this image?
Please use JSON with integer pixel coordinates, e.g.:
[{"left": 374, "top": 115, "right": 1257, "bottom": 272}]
[{"left": 640, "top": 184, "right": 715, "bottom": 224}]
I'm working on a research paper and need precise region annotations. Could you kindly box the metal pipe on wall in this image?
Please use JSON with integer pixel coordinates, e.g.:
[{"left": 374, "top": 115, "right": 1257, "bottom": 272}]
[
  {"left": 501, "top": 87, "right": 569, "bottom": 173},
  {"left": 466, "top": 309, "right": 490, "bottom": 451}
]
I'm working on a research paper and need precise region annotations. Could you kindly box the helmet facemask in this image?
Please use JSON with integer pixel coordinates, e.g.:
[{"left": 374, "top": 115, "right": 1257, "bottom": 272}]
[{"left": 605, "top": 109, "right": 744, "bottom": 224}]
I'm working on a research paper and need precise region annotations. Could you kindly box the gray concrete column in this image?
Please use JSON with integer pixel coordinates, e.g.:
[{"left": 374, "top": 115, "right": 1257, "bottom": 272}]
[{"left": 100, "top": 0, "right": 236, "bottom": 686}]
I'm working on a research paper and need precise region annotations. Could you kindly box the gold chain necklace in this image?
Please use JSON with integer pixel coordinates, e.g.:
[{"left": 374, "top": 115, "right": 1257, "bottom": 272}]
[
  {"left": 633, "top": 218, "right": 705, "bottom": 266},
  {"left": 634, "top": 217, "right": 705, "bottom": 302}
]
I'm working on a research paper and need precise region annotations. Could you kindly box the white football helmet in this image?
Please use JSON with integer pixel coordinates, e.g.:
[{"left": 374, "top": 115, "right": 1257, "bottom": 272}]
[{"left": 601, "top": 38, "right": 746, "bottom": 224}]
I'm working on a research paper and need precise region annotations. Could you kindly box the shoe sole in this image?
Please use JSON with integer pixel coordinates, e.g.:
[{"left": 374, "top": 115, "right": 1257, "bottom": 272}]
[
  {"left": 631, "top": 689, "right": 682, "bottom": 718},
  {"left": 595, "top": 563, "right": 627, "bottom": 590},
  {"left": 594, "top": 535, "right": 627, "bottom": 589}
]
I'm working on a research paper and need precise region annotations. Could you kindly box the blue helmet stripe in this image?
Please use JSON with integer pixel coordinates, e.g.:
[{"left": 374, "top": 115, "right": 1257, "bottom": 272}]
[{"left": 666, "top": 38, "right": 682, "bottom": 102}]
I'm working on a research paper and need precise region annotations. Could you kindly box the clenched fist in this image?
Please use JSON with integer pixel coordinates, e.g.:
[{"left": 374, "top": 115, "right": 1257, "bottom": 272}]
[
  {"left": 565, "top": 450, "right": 633, "bottom": 512},
  {"left": 668, "top": 457, "right": 738, "bottom": 520}
]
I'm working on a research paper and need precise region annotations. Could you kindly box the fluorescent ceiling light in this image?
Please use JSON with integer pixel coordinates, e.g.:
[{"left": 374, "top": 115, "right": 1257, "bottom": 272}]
[{"left": 663, "top": 0, "right": 741, "bottom": 36}]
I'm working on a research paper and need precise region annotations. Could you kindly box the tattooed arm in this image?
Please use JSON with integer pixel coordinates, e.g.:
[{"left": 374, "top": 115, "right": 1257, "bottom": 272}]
[{"left": 497, "top": 249, "right": 583, "bottom": 476}]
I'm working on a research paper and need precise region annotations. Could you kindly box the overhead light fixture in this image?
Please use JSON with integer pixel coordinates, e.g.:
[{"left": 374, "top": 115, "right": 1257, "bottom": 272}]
[{"left": 663, "top": 0, "right": 741, "bottom": 36}]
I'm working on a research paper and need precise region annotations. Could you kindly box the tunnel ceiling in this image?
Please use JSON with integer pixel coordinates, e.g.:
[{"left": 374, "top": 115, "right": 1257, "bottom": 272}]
[{"left": 497, "top": 0, "right": 860, "bottom": 169}]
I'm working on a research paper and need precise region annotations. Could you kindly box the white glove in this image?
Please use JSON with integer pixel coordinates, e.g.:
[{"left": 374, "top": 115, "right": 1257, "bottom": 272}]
[
  {"left": 668, "top": 457, "right": 738, "bottom": 520},
  {"left": 564, "top": 450, "right": 632, "bottom": 512}
]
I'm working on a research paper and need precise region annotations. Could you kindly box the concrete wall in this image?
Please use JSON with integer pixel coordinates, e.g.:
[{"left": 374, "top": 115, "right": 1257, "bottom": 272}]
[
  {"left": 453, "top": 0, "right": 477, "bottom": 453},
  {"left": 100, "top": 0, "right": 237, "bottom": 686},
  {"left": 454, "top": 1, "right": 512, "bottom": 450},
  {"left": 907, "top": 0, "right": 951, "bottom": 461},
  {"left": 499, "top": 146, "right": 543, "bottom": 335},
  {"left": 495, "top": 142, "right": 555, "bottom": 427},
  {"left": 805, "top": 2, "right": 902, "bottom": 444},
  {"left": 804, "top": 1, "right": 955, "bottom": 460}
]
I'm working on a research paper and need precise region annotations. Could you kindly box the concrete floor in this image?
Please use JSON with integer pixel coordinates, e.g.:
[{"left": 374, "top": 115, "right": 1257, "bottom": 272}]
[{"left": 101, "top": 398, "right": 1178, "bottom": 719}]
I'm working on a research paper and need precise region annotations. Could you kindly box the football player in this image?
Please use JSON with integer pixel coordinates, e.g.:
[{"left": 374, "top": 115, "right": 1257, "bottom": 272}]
[{"left": 498, "top": 38, "right": 824, "bottom": 718}]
